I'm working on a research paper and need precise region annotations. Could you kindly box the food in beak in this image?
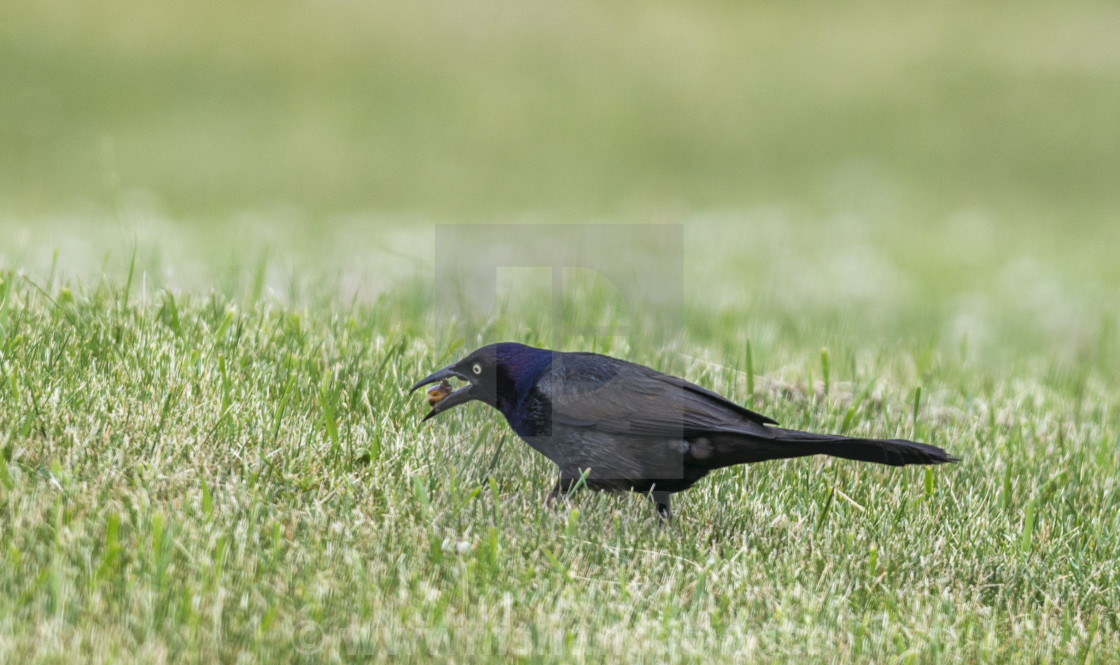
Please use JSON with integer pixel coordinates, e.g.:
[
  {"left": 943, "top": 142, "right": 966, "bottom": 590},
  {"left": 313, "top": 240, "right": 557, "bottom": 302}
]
[{"left": 426, "top": 379, "right": 454, "bottom": 407}]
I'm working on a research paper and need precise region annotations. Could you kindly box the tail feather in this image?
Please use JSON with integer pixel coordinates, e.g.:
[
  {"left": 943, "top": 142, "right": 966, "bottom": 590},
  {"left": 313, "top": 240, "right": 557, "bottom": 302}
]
[
  {"left": 697, "top": 429, "right": 958, "bottom": 468},
  {"left": 770, "top": 428, "right": 958, "bottom": 466}
]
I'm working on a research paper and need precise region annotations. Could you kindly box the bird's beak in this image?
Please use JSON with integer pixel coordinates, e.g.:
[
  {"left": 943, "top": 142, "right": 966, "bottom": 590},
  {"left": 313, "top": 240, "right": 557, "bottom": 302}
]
[{"left": 409, "top": 364, "right": 477, "bottom": 421}]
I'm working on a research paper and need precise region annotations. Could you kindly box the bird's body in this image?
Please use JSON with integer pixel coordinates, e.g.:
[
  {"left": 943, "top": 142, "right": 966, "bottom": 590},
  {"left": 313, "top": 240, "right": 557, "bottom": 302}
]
[{"left": 412, "top": 343, "right": 957, "bottom": 520}]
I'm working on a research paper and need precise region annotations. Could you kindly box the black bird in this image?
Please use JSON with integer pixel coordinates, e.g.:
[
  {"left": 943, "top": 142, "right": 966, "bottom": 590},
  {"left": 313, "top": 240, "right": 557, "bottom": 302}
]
[{"left": 411, "top": 343, "right": 957, "bottom": 520}]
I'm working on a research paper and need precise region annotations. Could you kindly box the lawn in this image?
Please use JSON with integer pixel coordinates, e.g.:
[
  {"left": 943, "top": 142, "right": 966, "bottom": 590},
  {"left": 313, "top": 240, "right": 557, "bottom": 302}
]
[{"left": 2, "top": 1, "right": 1119, "bottom": 663}]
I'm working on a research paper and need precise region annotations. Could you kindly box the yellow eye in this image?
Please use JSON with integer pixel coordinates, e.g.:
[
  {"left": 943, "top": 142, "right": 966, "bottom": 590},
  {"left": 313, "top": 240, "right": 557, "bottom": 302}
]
[{"left": 472, "top": 363, "right": 483, "bottom": 375}]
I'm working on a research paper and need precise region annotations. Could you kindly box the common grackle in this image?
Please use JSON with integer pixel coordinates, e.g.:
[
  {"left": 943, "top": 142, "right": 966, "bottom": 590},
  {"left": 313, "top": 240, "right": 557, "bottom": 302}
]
[{"left": 411, "top": 343, "right": 957, "bottom": 521}]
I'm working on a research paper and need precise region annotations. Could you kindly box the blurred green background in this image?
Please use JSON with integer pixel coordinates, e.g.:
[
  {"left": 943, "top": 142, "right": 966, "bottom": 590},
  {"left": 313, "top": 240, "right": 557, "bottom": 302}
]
[
  {"left": 4, "top": 0, "right": 1119, "bottom": 224},
  {"left": 2, "top": 0, "right": 1119, "bottom": 373},
  {"left": 4, "top": 4, "right": 1120, "bottom": 660}
]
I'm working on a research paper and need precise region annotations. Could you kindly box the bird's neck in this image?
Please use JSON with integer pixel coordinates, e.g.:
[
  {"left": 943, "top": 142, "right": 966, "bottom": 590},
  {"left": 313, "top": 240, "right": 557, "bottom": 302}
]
[
  {"left": 490, "top": 346, "right": 557, "bottom": 435},
  {"left": 497, "top": 386, "right": 552, "bottom": 439}
]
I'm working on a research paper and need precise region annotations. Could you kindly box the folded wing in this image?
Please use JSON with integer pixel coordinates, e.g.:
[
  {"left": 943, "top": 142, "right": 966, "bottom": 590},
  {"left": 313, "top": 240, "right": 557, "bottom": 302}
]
[{"left": 543, "top": 353, "right": 780, "bottom": 439}]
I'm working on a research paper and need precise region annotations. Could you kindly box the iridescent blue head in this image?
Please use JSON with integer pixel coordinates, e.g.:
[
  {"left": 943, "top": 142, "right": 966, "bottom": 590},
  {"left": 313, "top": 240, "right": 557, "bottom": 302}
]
[{"left": 409, "top": 343, "right": 556, "bottom": 420}]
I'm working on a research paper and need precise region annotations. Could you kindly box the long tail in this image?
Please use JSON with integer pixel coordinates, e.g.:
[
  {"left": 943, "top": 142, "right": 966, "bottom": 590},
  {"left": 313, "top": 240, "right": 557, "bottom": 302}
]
[
  {"left": 701, "top": 429, "right": 958, "bottom": 468},
  {"left": 771, "top": 428, "right": 957, "bottom": 466}
]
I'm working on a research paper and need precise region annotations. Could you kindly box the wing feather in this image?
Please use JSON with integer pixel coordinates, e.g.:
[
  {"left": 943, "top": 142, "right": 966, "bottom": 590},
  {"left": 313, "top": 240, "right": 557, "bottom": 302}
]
[{"left": 541, "top": 353, "right": 778, "bottom": 439}]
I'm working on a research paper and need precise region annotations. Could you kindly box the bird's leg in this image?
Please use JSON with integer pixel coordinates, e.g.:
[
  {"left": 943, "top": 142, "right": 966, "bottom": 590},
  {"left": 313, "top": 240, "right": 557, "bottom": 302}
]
[
  {"left": 546, "top": 477, "right": 577, "bottom": 509},
  {"left": 649, "top": 490, "right": 672, "bottom": 524}
]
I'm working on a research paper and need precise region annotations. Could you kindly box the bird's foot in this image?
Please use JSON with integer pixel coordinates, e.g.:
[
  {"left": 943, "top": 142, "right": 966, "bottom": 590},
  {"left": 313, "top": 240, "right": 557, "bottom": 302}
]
[{"left": 649, "top": 490, "right": 672, "bottom": 525}]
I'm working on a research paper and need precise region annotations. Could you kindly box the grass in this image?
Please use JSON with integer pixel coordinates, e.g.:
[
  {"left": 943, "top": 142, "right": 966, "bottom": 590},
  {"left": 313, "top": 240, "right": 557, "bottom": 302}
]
[
  {"left": 3, "top": 0, "right": 1120, "bottom": 661},
  {"left": 1, "top": 216, "right": 1119, "bottom": 663}
]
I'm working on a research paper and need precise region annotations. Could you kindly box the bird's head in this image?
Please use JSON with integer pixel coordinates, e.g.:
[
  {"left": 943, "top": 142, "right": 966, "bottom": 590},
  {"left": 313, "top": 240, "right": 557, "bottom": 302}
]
[{"left": 409, "top": 342, "right": 554, "bottom": 421}]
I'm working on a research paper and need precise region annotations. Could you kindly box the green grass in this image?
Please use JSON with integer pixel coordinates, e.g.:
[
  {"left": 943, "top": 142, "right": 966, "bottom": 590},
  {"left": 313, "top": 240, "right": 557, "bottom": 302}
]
[
  {"left": 3, "top": 0, "right": 1120, "bottom": 661},
  {"left": 1, "top": 216, "right": 1119, "bottom": 662}
]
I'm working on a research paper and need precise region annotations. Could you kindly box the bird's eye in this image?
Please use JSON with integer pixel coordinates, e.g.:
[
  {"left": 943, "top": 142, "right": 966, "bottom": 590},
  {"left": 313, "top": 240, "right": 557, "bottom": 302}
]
[{"left": 472, "top": 363, "right": 483, "bottom": 375}]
